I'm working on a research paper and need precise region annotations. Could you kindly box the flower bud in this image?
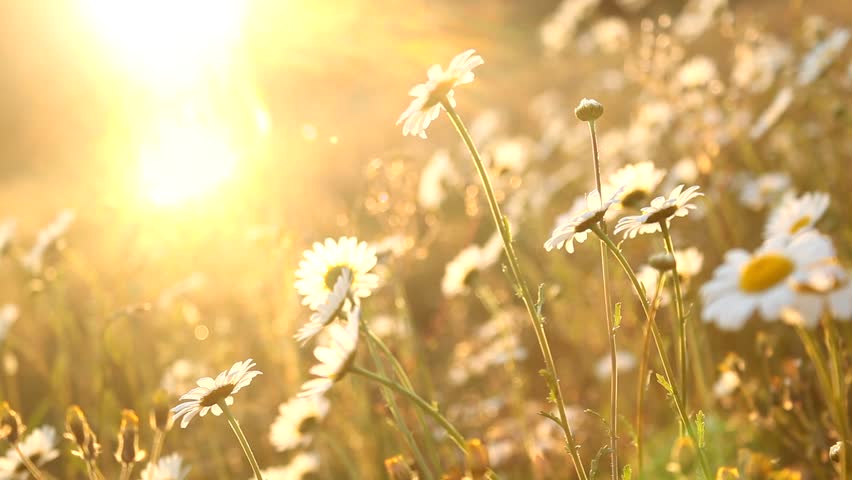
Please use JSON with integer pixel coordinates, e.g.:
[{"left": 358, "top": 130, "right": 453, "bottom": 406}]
[
  {"left": 116, "top": 409, "right": 145, "bottom": 465},
  {"left": 65, "top": 405, "right": 100, "bottom": 461},
  {"left": 574, "top": 98, "right": 604, "bottom": 122},
  {"left": 715, "top": 466, "right": 741, "bottom": 479},
  {"left": 0, "top": 402, "right": 24, "bottom": 444},
  {"left": 150, "top": 390, "right": 173, "bottom": 432},
  {"left": 466, "top": 438, "right": 490, "bottom": 477},
  {"left": 649, "top": 252, "right": 677, "bottom": 272},
  {"left": 830, "top": 441, "right": 844, "bottom": 463}
]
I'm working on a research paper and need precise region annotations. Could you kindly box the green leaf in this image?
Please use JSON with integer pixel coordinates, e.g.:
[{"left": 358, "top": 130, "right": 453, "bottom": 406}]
[
  {"left": 588, "top": 444, "right": 611, "bottom": 480},
  {"left": 613, "top": 302, "right": 622, "bottom": 330},
  {"left": 696, "top": 410, "right": 706, "bottom": 449},
  {"left": 622, "top": 464, "right": 632, "bottom": 480},
  {"left": 656, "top": 373, "right": 674, "bottom": 397}
]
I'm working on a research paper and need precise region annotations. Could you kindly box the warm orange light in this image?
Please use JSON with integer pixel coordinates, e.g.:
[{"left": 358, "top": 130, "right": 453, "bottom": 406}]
[
  {"left": 138, "top": 116, "right": 237, "bottom": 206},
  {"left": 80, "top": 0, "right": 247, "bottom": 86}
]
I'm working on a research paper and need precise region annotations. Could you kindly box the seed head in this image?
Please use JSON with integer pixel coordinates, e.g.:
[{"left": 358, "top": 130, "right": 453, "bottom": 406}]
[
  {"left": 65, "top": 405, "right": 100, "bottom": 461},
  {"left": 116, "top": 409, "right": 145, "bottom": 465},
  {"left": 575, "top": 98, "right": 604, "bottom": 122}
]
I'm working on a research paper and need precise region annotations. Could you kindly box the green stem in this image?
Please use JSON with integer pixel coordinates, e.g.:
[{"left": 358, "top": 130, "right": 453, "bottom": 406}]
[
  {"left": 14, "top": 443, "right": 45, "bottom": 480},
  {"left": 218, "top": 402, "right": 264, "bottom": 480},
  {"left": 636, "top": 272, "right": 667, "bottom": 478},
  {"left": 119, "top": 463, "right": 133, "bottom": 480},
  {"left": 823, "top": 316, "right": 849, "bottom": 478},
  {"left": 442, "top": 100, "right": 589, "bottom": 480},
  {"left": 660, "top": 222, "right": 688, "bottom": 427},
  {"left": 362, "top": 325, "right": 436, "bottom": 479},
  {"left": 351, "top": 365, "right": 466, "bottom": 452},
  {"left": 592, "top": 225, "right": 712, "bottom": 479},
  {"left": 588, "top": 120, "right": 619, "bottom": 480}
]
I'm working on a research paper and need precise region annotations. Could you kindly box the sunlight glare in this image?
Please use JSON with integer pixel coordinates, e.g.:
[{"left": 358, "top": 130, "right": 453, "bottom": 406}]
[{"left": 138, "top": 118, "right": 238, "bottom": 206}]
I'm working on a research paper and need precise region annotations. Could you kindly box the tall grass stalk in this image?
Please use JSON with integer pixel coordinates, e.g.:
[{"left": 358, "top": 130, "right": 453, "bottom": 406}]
[
  {"left": 218, "top": 402, "right": 264, "bottom": 480},
  {"left": 442, "top": 100, "right": 589, "bottom": 480},
  {"left": 636, "top": 271, "right": 667, "bottom": 476},
  {"left": 659, "top": 222, "right": 688, "bottom": 425},
  {"left": 592, "top": 225, "right": 712, "bottom": 478}
]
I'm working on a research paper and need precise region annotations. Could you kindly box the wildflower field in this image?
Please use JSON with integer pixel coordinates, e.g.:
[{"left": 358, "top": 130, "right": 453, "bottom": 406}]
[{"left": 2, "top": 0, "right": 852, "bottom": 478}]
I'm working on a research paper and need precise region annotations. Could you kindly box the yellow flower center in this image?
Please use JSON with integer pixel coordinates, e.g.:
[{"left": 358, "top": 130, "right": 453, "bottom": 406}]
[
  {"left": 621, "top": 189, "right": 649, "bottom": 209},
  {"left": 199, "top": 384, "right": 236, "bottom": 407},
  {"left": 323, "top": 265, "right": 350, "bottom": 290},
  {"left": 789, "top": 215, "right": 812, "bottom": 234},
  {"left": 739, "top": 254, "right": 794, "bottom": 293}
]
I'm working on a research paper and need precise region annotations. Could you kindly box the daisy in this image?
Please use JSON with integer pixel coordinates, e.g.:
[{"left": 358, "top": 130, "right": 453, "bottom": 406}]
[
  {"left": 256, "top": 452, "right": 320, "bottom": 480},
  {"left": 764, "top": 192, "right": 829, "bottom": 239},
  {"left": 21, "top": 210, "right": 75, "bottom": 274},
  {"left": 614, "top": 185, "right": 703, "bottom": 239},
  {"left": 397, "top": 49, "right": 484, "bottom": 139},
  {"left": 299, "top": 308, "right": 360, "bottom": 398},
  {"left": 171, "top": 359, "right": 262, "bottom": 429},
  {"left": 294, "top": 268, "right": 352, "bottom": 345},
  {"left": 700, "top": 231, "right": 836, "bottom": 330},
  {"left": 788, "top": 261, "right": 852, "bottom": 323},
  {"left": 0, "top": 426, "right": 60, "bottom": 480},
  {"left": 738, "top": 172, "right": 792, "bottom": 211},
  {"left": 0, "top": 304, "right": 18, "bottom": 344},
  {"left": 269, "top": 395, "right": 330, "bottom": 452},
  {"left": 594, "top": 351, "right": 637, "bottom": 380},
  {"left": 544, "top": 186, "right": 624, "bottom": 253},
  {"left": 674, "top": 247, "right": 704, "bottom": 280},
  {"left": 603, "top": 161, "right": 666, "bottom": 210},
  {"left": 441, "top": 245, "right": 487, "bottom": 297},
  {"left": 138, "top": 453, "right": 190, "bottom": 480},
  {"left": 294, "top": 237, "right": 379, "bottom": 310}
]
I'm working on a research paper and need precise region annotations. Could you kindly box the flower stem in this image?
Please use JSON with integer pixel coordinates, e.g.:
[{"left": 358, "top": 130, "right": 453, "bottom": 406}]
[
  {"left": 592, "top": 225, "right": 712, "bottom": 479},
  {"left": 218, "top": 402, "right": 264, "bottom": 480},
  {"left": 119, "top": 463, "right": 133, "bottom": 480},
  {"left": 442, "top": 100, "right": 589, "bottom": 480},
  {"left": 587, "top": 119, "right": 620, "bottom": 480},
  {"left": 659, "top": 222, "right": 688, "bottom": 429},
  {"left": 636, "top": 271, "right": 667, "bottom": 477},
  {"left": 147, "top": 430, "right": 166, "bottom": 480},
  {"left": 823, "top": 316, "right": 849, "bottom": 478},
  {"left": 14, "top": 443, "right": 45, "bottom": 480},
  {"left": 351, "top": 365, "right": 467, "bottom": 452}
]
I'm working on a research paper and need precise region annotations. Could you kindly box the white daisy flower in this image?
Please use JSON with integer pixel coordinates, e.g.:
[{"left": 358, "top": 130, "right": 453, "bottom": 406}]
[
  {"left": 171, "top": 359, "right": 262, "bottom": 428},
  {"left": 418, "top": 149, "right": 462, "bottom": 210},
  {"left": 674, "top": 247, "right": 704, "bottom": 280},
  {"left": 738, "top": 172, "right": 792, "bottom": 211},
  {"left": 294, "top": 268, "right": 352, "bottom": 345},
  {"left": 0, "top": 426, "right": 60, "bottom": 480},
  {"left": 712, "top": 371, "right": 741, "bottom": 398},
  {"left": 294, "top": 237, "right": 379, "bottom": 310},
  {"left": 299, "top": 308, "right": 360, "bottom": 398},
  {"left": 0, "top": 220, "right": 15, "bottom": 255},
  {"left": 21, "top": 210, "right": 75, "bottom": 274},
  {"left": 789, "top": 261, "right": 852, "bottom": 322},
  {"left": 397, "top": 49, "right": 484, "bottom": 139},
  {"left": 160, "top": 359, "right": 209, "bottom": 397},
  {"left": 700, "top": 231, "right": 836, "bottom": 330},
  {"left": 637, "top": 265, "right": 670, "bottom": 306},
  {"left": 614, "top": 185, "right": 703, "bottom": 239},
  {"left": 594, "top": 351, "right": 637, "bottom": 380},
  {"left": 269, "top": 395, "right": 330, "bottom": 452},
  {"left": 603, "top": 161, "right": 666, "bottom": 210},
  {"left": 544, "top": 186, "right": 624, "bottom": 253},
  {"left": 256, "top": 452, "right": 320, "bottom": 480},
  {"left": 764, "top": 192, "right": 829, "bottom": 240},
  {"left": 138, "top": 453, "right": 190, "bottom": 480},
  {"left": 797, "top": 28, "right": 851, "bottom": 86}
]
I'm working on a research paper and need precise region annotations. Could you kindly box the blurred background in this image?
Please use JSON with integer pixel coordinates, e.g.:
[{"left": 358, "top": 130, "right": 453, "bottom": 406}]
[{"left": 1, "top": 0, "right": 851, "bottom": 478}]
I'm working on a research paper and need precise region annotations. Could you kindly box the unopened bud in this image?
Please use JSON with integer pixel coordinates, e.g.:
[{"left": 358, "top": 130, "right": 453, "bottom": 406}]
[
  {"left": 0, "top": 402, "right": 24, "bottom": 444},
  {"left": 574, "top": 98, "right": 604, "bottom": 122},
  {"left": 65, "top": 405, "right": 100, "bottom": 461},
  {"left": 150, "top": 391, "right": 173, "bottom": 432},
  {"left": 116, "top": 409, "right": 145, "bottom": 465},
  {"left": 649, "top": 252, "right": 676, "bottom": 272}
]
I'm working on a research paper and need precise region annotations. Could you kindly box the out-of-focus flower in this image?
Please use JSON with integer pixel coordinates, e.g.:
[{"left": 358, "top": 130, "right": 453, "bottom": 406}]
[
  {"left": 138, "top": 453, "right": 190, "bottom": 480},
  {"left": 295, "top": 269, "right": 352, "bottom": 345},
  {"left": 441, "top": 238, "right": 504, "bottom": 298},
  {"left": 594, "top": 351, "right": 638, "bottom": 380},
  {"left": 539, "top": 0, "right": 601, "bottom": 54},
  {"left": 269, "top": 395, "right": 329, "bottom": 452},
  {"left": 700, "top": 231, "right": 836, "bottom": 330},
  {"left": 397, "top": 49, "right": 484, "bottom": 138},
  {"left": 0, "top": 426, "right": 59, "bottom": 480},
  {"left": 675, "top": 247, "right": 705, "bottom": 280},
  {"left": 713, "top": 370, "right": 741, "bottom": 398},
  {"left": 676, "top": 56, "right": 719, "bottom": 89},
  {"left": 749, "top": 87, "right": 794, "bottom": 140},
  {"left": 545, "top": 187, "right": 624, "bottom": 253},
  {"left": 797, "top": 28, "right": 851, "bottom": 86},
  {"left": 576, "top": 17, "right": 630, "bottom": 55},
  {"left": 673, "top": 0, "right": 728, "bottom": 41},
  {"left": 299, "top": 308, "right": 360, "bottom": 398},
  {"left": 0, "top": 305, "right": 18, "bottom": 344},
  {"left": 604, "top": 161, "right": 666, "bottom": 210},
  {"left": 615, "top": 185, "right": 703, "bottom": 239},
  {"left": 161, "top": 359, "right": 209, "bottom": 397},
  {"left": 257, "top": 452, "right": 320, "bottom": 480},
  {"left": 731, "top": 35, "right": 792, "bottom": 93},
  {"left": 764, "top": 192, "right": 829, "bottom": 239},
  {"left": 488, "top": 136, "right": 535, "bottom": 175},
  {"left": 171, "top": 359, "right": 262, "bottom": 429},
  {"left": 789, "top": 261, "right": 852, "bottom": 321},
  {"left": 21, "top": 210, "right": 75, "bottom": 274},
  {"left": 0, "top": 220, "right": 15, "bottom": 255},
  {"left": 295, "top": 237, "right": 379, "bottom": 310},
  {"left": 738, "top": 172, "right": 792, "bottom": 211},
  {"left": 418, "top": 149, "right": 462, "bottom": 210}
]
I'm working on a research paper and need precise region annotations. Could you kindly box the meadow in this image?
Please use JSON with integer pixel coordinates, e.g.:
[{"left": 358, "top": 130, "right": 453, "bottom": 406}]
[{"left": 1, "top": 0, "right": 852, "bottom": 478}]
